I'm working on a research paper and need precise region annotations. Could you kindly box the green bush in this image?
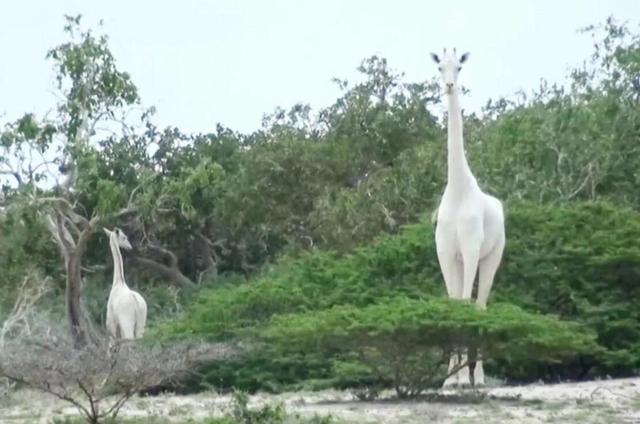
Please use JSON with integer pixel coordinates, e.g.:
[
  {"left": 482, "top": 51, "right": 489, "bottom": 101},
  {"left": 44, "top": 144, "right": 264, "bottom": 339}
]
[
  {"left": 157, "top": 200, "right": 640, "bottom": 392},
  {"left": 494, "top": 202, "right": 640, "bottom": 379},
  {"left": 155, "top": 220, "right": 440, "bottom": 340},
  {"left": 264, "top": 297, "right": 597, "bottom": 398}
]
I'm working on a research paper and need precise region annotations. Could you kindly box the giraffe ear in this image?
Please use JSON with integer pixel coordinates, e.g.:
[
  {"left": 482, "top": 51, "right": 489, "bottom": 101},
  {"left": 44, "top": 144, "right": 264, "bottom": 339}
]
[
  {"left": 430, "top": 53, "right": 440, "bottom": 64},
  {"left": 460, "top": 52, "right": 470, "bottom": 63},
  {"left": 103, "top": 228, "right": 112, "bottom": 236}
]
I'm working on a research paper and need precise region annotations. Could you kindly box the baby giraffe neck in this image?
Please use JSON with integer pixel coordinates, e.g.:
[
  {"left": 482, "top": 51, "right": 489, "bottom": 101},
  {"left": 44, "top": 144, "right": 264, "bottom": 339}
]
[
  {"left": 109, "top": 237, "right": 127, "bottom": 288},
  {"left": 446, "top": 90, "right": 473, "bottom": 188}
]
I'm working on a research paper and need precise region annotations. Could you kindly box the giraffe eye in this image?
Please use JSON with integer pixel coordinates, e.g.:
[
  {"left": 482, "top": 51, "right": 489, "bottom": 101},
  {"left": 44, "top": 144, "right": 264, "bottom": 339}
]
[
  {"left": 457, "top": 66, "right": 462, "bottom": 71},
  {"left": 438, "top": 66, "right": 443, "bottom": 71}
]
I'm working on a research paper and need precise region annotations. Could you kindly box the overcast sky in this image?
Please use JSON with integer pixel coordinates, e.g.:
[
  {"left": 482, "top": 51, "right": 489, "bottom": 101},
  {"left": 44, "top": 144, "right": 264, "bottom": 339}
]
[{"left": 1, "top": 0, "right": 639, "bottom": 134}]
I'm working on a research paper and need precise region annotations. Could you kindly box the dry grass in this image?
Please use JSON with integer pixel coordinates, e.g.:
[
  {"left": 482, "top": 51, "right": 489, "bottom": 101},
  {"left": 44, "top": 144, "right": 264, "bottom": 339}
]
[{"left": 1, "top": 377, "right": 639, "bottom": 423}]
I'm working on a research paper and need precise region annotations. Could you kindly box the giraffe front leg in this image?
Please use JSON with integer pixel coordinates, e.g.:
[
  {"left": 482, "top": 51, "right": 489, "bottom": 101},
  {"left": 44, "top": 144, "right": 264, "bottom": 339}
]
[
  {"left": 458, "top": 223, "right": 483, "bottom": 388},
  {"left": 477, "top": 232, "right": 505, "bottom": 309},
  {"left": 474, "top": 233, "right": 505, "bottom": 386},
  {"left": 460, "top": 245, "right": 481, "bottom": 301},
  {"left": 458, "top": 214, "right": 483, "bottom": 301},
  {"left": 435, "top": 239, "right": 462, "bottom": 299},
  {"left": 106, "top": 308, "right": 118, "bottom": 343},
  {"left": 438, "top": 255, "right": 465, "bottom": 389}
]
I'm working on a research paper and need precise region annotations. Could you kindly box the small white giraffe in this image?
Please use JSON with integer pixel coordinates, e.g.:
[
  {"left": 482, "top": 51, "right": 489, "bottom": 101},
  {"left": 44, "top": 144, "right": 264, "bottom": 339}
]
[
  {"left": 104, "top": 227, "right": 147, "bottom": 340},
  {"left": 431, "top": 49, "right": 506, "bottom": 387}
]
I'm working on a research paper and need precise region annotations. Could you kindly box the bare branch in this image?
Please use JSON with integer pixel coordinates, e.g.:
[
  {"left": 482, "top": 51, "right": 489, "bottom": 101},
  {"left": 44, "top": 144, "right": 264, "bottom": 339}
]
[
  {"left": 0, "top": 169, "right": 23, "bottom": 185},
  {"left": 62, "top": 213, "right": 83, "bottom": 237},
  {"left": 0, "top": 326, "right": 235, "bottom": 423},
  {"left": 566, "top": 162, "right": 594, "bottom": 200},
  {"left": 46, "top": 213, "right": 75, "bottom": 254},
  {"left": 34, "top": 196, "right": 75, "bottom": 209},
  {"left": 146, "top": 242, "right": 180, "bottom": 268},
  {"left": 194, "top": 232, "right": 220, "bottom": 283},
  {"left": 131, "top": 255, "right": 195, "bottom": 287},
  {"left": 127, "top": 184, "right": 143, "bottom": 208},
  {"left": 0, "top": 271, "right": 50, "bottom": 346}
]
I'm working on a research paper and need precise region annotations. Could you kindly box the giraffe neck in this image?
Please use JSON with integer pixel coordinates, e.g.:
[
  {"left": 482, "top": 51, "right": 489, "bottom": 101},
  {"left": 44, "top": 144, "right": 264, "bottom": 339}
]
[
  {"left": 446, "top": 89, "right": 473, "bottom": 188},
  {"left": 109, "top": 237, "right": 127, "bottom": 288}
]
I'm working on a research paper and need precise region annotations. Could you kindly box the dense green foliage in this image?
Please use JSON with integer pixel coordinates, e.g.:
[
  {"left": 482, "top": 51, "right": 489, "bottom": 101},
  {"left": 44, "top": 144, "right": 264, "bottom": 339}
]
[
  {"left": 265, "top": 297, "right": 597, "bottom": 397},
  {"left": 157, "top": 201, "right": 639, "bottom": 391},
  {"left": 496, "top": 202, "right": 640, "bottom": 378},
  {"left": 2, "top": 15, "right": 640, "bottom": 399}
]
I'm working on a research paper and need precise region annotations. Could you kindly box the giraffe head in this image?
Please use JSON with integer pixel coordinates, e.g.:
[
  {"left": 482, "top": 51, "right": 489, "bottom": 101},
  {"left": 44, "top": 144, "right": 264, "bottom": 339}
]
[
  {"left": 430, "top": 48, "right": 469, "bottom": 95},
  {"left": 104, "top": 227, "right": 132, "bottom": 250}
]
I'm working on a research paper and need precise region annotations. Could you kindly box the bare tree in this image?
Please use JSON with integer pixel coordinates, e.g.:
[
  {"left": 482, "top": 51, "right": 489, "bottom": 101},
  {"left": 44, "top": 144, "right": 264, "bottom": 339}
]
[
  {"left": 0, "top": 270, "right": 51, "bottom": 398},
  {"left": 0, "top": 269, "right": 234, "bottom": 422},
  {"left": 0, "top": 328, "right": 234, "bottom": 423},
  {"left": 0, "top": 270, "right": 50, "bottom": 345}
]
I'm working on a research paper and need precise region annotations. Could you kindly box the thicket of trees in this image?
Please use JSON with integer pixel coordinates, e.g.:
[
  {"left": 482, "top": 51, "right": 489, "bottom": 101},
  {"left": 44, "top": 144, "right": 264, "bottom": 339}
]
[{"left": 1, "top": 15, "right": 639, "bottom": 401}]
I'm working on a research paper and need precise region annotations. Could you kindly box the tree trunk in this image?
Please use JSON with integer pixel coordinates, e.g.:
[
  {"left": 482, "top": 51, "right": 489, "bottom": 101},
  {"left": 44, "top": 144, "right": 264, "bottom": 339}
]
[
  {"left": 65, "top": 254, "right": 86, "bottom": 347},
  {"left": 194, "top": 233, "right": 218, "bottom": 283}
]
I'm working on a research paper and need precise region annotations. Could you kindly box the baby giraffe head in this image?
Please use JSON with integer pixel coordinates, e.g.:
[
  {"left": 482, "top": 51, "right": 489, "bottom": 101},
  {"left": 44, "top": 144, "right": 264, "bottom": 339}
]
[
  {"left": 104, "top": 227, "right": 133, "bottom": 250},
  {"left": 430, "top": 48, "right": 469, "bottom": 95}
]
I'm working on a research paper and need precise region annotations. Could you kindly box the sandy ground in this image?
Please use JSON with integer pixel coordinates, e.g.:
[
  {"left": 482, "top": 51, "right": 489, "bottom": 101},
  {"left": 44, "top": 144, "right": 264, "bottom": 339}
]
[{"left": 1, "top": 377, "right": 639, "bottom": 423}]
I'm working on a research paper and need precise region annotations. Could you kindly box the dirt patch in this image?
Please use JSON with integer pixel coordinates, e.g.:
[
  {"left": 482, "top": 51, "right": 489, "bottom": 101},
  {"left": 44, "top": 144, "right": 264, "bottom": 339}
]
[{"left": 1, "top": 377, "right": 639, "bottom": 423}]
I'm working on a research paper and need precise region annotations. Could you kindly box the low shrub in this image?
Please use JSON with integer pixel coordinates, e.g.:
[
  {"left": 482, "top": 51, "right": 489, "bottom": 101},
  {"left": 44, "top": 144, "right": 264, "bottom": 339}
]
[
  {"left": 264, "top": 296, "right": 598, "bottom": 398},
  {"left": 157, "top": 201, "right": 640, "bottom": 391}
]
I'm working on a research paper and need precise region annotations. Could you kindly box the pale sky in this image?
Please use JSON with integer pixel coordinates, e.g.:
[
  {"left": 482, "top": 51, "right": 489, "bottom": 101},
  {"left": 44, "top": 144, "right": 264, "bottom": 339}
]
[{"left": 1, "top": 0, "right": 639, "bottom": 134}]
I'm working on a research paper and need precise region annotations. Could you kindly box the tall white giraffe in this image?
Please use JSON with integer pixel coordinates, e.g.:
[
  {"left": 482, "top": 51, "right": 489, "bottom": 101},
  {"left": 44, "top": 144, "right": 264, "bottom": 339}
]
[
  {"left": 431, "top": 49, "right": 505, "bottom": 387},
  {"left": 104, "top": 227, "right": 147, "bottom": 340}
]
